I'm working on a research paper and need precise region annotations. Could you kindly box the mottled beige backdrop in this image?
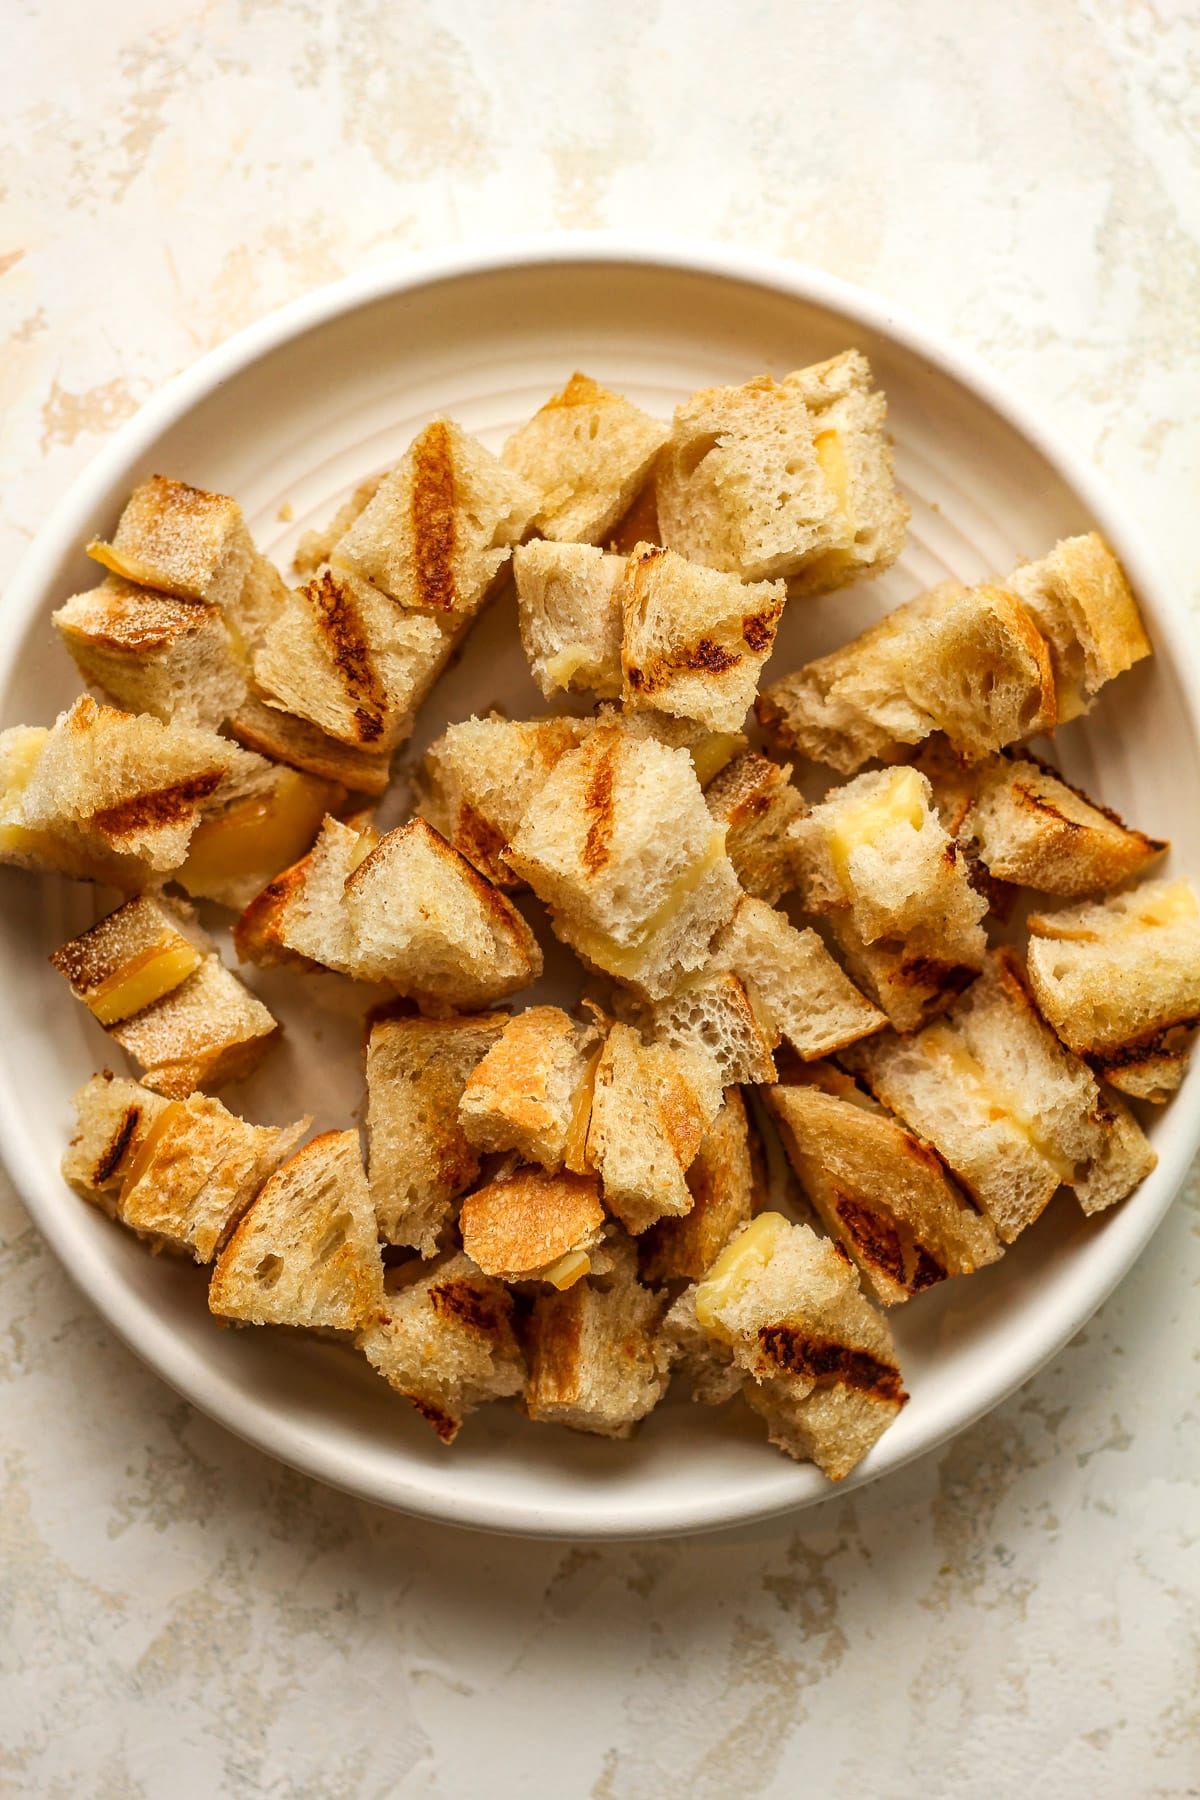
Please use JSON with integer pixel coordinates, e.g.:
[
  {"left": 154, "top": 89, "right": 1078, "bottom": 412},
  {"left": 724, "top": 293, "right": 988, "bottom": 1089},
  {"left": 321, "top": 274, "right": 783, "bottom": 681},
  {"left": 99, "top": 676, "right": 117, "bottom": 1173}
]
[{"left": 2, "top": 3, "right": 1197, "bottom": 1796}]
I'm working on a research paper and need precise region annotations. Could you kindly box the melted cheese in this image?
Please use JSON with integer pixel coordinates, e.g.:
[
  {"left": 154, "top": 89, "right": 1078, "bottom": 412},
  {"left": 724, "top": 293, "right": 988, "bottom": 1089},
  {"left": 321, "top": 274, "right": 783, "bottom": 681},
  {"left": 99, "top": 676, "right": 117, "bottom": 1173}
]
[
  {"left": 539, "top": 1250, "right": 591, "bottom": 1290},
  {"left": 117, "top": 1100, "right": 186, "bottom": 1204},
  {"left": 179, "top": 769, "right": 334, "bottom": 898},
  {"left": 86, "top": 939, "right": 203, "bottom": 1026},
  {"left": 688, "top": 732, "right": 746, "bottom": 789},
  {"left": 543, "top": 644, "right": 597, "bottom": 690},
  {"left": 922, "top": 1025, "right": 1075, "bottom": 1184},
  {"left": 815, "top": 429, "right": 853, "bottom": 519},
  {"left": 694, "top": 1211, "right": 792, "bottom": 1338},
  {"left": 827, "top": 766, "right": 926, "bottom": 893}
]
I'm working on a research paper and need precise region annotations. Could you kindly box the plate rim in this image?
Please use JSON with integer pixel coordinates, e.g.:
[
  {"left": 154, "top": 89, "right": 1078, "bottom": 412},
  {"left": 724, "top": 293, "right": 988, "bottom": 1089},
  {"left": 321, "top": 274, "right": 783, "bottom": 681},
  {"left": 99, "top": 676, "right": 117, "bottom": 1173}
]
[{"left": 3, "top": 232, "right": 1198, "bottom": 1540}]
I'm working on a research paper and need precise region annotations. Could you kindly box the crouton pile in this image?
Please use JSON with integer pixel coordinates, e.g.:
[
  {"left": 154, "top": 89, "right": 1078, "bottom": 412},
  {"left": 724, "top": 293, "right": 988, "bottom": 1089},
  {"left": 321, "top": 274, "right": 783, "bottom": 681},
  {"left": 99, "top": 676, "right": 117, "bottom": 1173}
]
[{"left": 7, "top": 353, "right": 1196, "bottom": 1484}]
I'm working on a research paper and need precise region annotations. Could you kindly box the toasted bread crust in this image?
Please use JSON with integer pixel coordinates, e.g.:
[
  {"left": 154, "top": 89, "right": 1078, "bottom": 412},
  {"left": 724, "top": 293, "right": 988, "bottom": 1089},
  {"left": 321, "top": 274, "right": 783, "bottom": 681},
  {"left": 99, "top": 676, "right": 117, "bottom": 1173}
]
[
  {"left": 411, "top": 420, "right": 458, "bottom": 612},
  {"left": 757, "top": 1325, "right": 907, "bottom": 1404}
]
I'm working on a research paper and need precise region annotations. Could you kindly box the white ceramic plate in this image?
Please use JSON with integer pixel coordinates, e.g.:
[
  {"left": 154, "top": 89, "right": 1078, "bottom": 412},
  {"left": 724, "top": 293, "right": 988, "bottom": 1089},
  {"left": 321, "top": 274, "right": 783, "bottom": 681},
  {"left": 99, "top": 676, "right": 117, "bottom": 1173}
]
[{"left": 3, "top": 238, "right": 1198, "bottom": 1540}]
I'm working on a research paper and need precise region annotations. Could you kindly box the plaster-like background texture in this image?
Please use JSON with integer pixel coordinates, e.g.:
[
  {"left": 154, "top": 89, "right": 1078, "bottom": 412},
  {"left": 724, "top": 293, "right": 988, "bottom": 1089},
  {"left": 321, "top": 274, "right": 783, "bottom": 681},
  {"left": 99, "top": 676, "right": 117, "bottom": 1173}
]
[{"left": 2, "top": 3, "right": 1198, "bottom": 1795}]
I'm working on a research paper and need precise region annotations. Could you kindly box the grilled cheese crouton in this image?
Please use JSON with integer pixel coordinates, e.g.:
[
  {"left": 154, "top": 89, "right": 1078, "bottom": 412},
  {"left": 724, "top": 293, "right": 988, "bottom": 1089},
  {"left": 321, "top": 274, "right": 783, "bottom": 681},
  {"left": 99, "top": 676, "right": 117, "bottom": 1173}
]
[
  {"left": 501, "top": 372, "right": 667, "bottom": 545},
  {"left": 50, "top": 895, "right": 207, "bottom": 1027},
  {"left": 209, "top": 1130, "right": 383, "bottom": 1330},
  {"left": 585, "top": 1023, "right": 719, "bottom": 1234},
  {"left": 252, "top": 565, "right": 454, "bottom": 752},
  {"left": 229, "top": 692, "right": 393, "bottom": 796},
  {"left": 709, "top": 894, "right": 885, "bottom": 1058},
  {"left": 458, "top": 1006, "right": 603, "bottom": 1172},
  {"left": 657, "top": 351, "right": 907, "bottom": 591},
  {"left": 0, "top": 696, "right": 266, "bottom": 887},
  {"left": 639, "top": 1089, "right": 762, "bottom": 1284},
  {"left": 791, "top": 765, "right": 987, "bottom": 1030},
  {"left": 233, "top": 812, "right": 370, "bottom": 972},
  {"left": 845, "top": 947, "right": 1152, "bottom": 1237},
  {"left": 704, "top": 751, "right": 804, "bottom": 904},
  {"left": 359, "top": 1254, "right": 525, "bottom": 1442},
  {"left": 642, "top": 971, "right": 778, "bottom": 1087},
  {"left": 523, "top": 1251, "right": 671, "bottom": 1437},
  {"left": 1026, "top": 879, "right": 1200, "bottom": 1100},
  {"left": 237, "top": 815, "right": 542, "bottom": 1008},
  {"left": 175, "top": 763, "right": 344, "bottom": 911},
  {"left": 690, "top": 1213, "right": 907, "bottom": 1478},
  {"left": 758, "top": 580, "right": 1056, "bottom": 772},
  {"left": 1005, "top": 534, "right": 1151, "bottom": 722},
  {"left": 964, "top": 752, "right": 1166, "bottom": 898},
  {"left": 421, "top": 713, "right": 593, "bottom": 888},
  {"left": 51, "top": 894, "right": 280, "bottom": 1097},
  {"left": 766, "top": 1067, "right": 1001, "bottom": 1304},
  {"left": 331, "top": 418, "right": 539, "bottom": 617},
  {"left": 513, "top": 540, "right": 626, "bottom": 699},
  {"left": 87, "top": 475, "right": 252, "bottom": 614},
  {"left": 345, "top": 820, "right": 542, "bottom": 1008},
  {"left": 365, "top": 1011, "right": 507, "bottom": 1254},
  {"left": 459, "top": 1166, "right": 606, "bottom": 1285},
  {"left": 53, "top": 577, "right": 247, "bottom": 729},
  {"left": 106, "top": 955, "right": 280, "bottom": 1098},
  {"left": 618, "top": 544, "right": 785, "bottom": 733},
  {"left": 506, "top": 724, "right": 741, "bottom": 1001},
  {"left": 64, "top": 1075, "right": 309, "bottom": 1261},
  {"left": 61, "top": 1071, "right": 170, "bottom": 1209}
]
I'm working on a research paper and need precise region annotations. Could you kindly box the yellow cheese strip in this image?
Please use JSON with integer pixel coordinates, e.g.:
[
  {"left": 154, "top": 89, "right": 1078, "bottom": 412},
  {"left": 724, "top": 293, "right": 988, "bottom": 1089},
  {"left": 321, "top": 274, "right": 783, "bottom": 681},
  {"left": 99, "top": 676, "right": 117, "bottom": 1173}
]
[
  {"left": 688, "top": 733, "right": 746, "bottom": 789},
  {"left": 815, "top": 429, "right": 853, "bottom": 518},
  {"left": 695, "top": 1211, "right": 792, "bottom": 1338},
  {"left": 117, "top": 1099, "right": 187, "bottom": 1205},
  {"left": 543, "top": 644, "right": 596, "bottom": 690},
  {"left": 178, "top": 769, "right": 335, "bottom": 898},
  {"left": 563, "top": 1044, "right": 603, "bottom": 1175},
  {"left": 87, "top": 939, "right": 204, "bottom": 1026},
  {"left": 540, "top": 1250, "right": 591, "bottom": 1290}
]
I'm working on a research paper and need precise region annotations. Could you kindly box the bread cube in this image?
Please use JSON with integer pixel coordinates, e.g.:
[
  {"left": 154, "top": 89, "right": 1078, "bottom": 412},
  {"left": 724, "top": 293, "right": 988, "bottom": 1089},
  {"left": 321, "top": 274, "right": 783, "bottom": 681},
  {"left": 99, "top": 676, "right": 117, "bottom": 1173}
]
[
  {"left": 459, "top": 1166, "right": 606, "bottom": 1285},
  {"left": 501, "top": 372, "right": 667, "bottom": 545},
  {"left": 252, "top": 565, "right": 453, "bottom": 752},
  {"left": 523, "top": 1255, "right": 671, "bottom": 1437},
  {"left": 358, "top": 1254, "right": 525, "bottom": 1442},
  {"left": 0, "top": 696, "right": 265, "bottom": 887},
  {"left": 704, "top": 750, "right": 804, "bottom": 904},
  {"left": 639, "top": 1089, "right": 761, "bottom": 1284},
  {"left": 513, "top": 539, "right": 625, "bottom": 699},
  {"left": 758, "top": 580, "right": 1057, "bottom": 773},
  {"left": 506, "top": 724, "right": 741, "bottom": 1000},
  {"left": 209, "top": 1130, "right": 383, "bottom": 1329},
  {"left": 53, "top": 577, "right": 247, "bottom": 729},
  {"left": 230, "top": 692, "right": 393, "bottom": 795},
  {"left": 709, "top": 894, "right": 884, "bottom": 1058},
  {"left": 657, "top": 351, "right": 908, "bottom": 590},
  {"left": 691, "top": 1213, "right": 907, "bottom": 1478},
  {"left": 1026, "top": 879, "right": 1200, "bottom": 1101},
  {"left": 458, "top": 1006, "right": 602, "bottom": 1171},
  {"left": 87, "top": 475, "right": 252, "bottom": 613},
  {"left": 174, "top": 763, "right": 344, "bottom": 911},
  {"left": 345, "top": 819, "right": 542, "bottom": 1009},
  {"left": 365, "top": 1011, "right": 507, "bottom": 1254},
  {"left": 421, "top": 712, "right": 592, "bottom": 887},
  {"left": 1005, "top": 533, "right": 1150, "bottom": 723},
  {"left": 106, "top": 954, "right": 280, "bottom": 1098},
  {"left": 766, "top": 1066, "right": 1001, "bottom": 1304},
  {"left": 619, "top": 544, "right": 785, "bottom": 733},
  {"left": 585, "top": 1023, "right": 719, "bottom": 1234},
  {"left": 331, "top": 418, "right": 539, "bottom": 617},
  {"left": 644, "top": 971, "right": 778, "bottom": 1087},
  {"left": 965, "top": 752, "right": 1165, "bottom": 898},
  {"left": 64, "top": 1073, "right": 308, "bottom": 1261}
]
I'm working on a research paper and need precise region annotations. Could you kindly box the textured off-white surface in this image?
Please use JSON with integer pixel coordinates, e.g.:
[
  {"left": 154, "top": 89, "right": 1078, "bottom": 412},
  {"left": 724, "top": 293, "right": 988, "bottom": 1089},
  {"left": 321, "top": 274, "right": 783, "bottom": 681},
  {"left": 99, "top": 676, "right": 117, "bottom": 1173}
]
[{"left": 2, "top": 4, "right": 1198, "bottom": 1795}]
